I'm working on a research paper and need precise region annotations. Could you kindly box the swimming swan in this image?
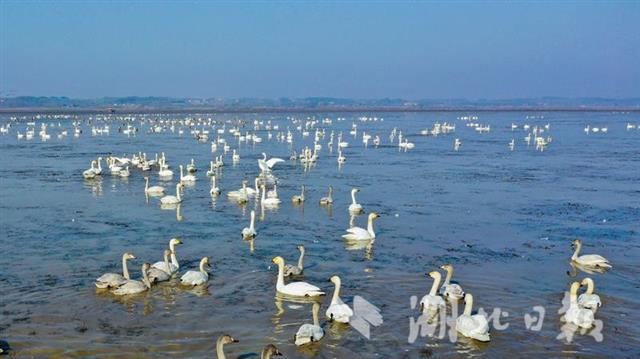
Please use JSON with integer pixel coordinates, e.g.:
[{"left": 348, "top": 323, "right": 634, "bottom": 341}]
[
  {"left": 180, "top": 257, "right": 210, "bottom": 286},
  {"left": 215, "top": 334, "right": 238, "bottom": 359},
  {"left": 271, "top": 256, "right": 324, "bottom": 297},
  {"left": 294, "top": 302, "right": 324, "bottom": 346},
  {"left": 292, "top": 185, "right": 305, "bottom": 203},
  {"left": 179, "top": 164, "right": 196, "bottom": 183},
  {"left": 563, "top": 281, "right": 595, "bottom": 329},
  {"left": 578, "top": 277, "right": 602, "bottom": 313},
  {"left": 326, "top": 275, "right": 354, "bottom": 323},
  {"left": 439, "top": 264, "right": 465, "bottom": 300},
  {"left": 148, "top": 249, "right": 172, "bottom": 283},
  {"left": 261, "top": 185, "right": 281, "bottom": 206},
  {"left": 342, "top": 212, "right": 380, "bottom": 241},
  {"left": 144, "top": 177, "right": 165, "bottom": 195},
  {"left": 348, "top": 188, "right": 363, "bottom": 214},
  {"left": 160, "top": 183, "right": 184, "bottom": 205},
  {"left": 420, "top": 271, "right": 446, "bottom": 312},
  {"left": 258, "top": 152, "right": 285, "bottom": 173},
  {"left": 283, "top": 245, "right": 305, "bottom": 277},
  {"left": 210, "top": 175, "right": 221, "bottom": 196},
  {"left": 242, "top": 210, "right": 257, "bottom": 239},
  {"left": 152, "top": 238, "right": 181, "bottom": 274},
  {"left": 571, "top": 239, "right": 612, "bottom": 268},
  {"left": 112, "top": 263, "right": 152, "bottom": 296},
  {"left": 95, "top": 252, "right": 136, "bottom": 288},
  {"left": 319, "top": 186, "right": 333, "bottom": 205},
  {"left": 456, "top": 293, "right": 491, "bottom": 342}
]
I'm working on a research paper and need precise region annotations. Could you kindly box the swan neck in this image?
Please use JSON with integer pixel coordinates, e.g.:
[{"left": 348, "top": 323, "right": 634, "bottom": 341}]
[
  {"left": 312, "top": 304, "right": 320, "bottom": 326},
  {"left": 199, "top": 259, "right": 208, "bottom": 273},
  {"left": 570, "top": 284, "right": 578, "bottom": 303},
  {"left": 170, "top": 250, "right": 178, "bottom": 268},
  {"left": 163, "top": 252, "right": 170, "bottom": 272},
  {"left": 463, "top": 295, "right": 473, "bottom": 315},
  {"left": 331, "top": 280, "right": 341, "bottom": 304},
  {"left": 351, "top": 190, "right": 356, "bottom": 204},
  {"left": 297, "top": 249, "right": 304, "bottom": 270},
  {"left": 571, "top": 242, "right": 581, "bottom": 260},
  {"left": 276, "top": 262, "right": 285, "bottom": 289},
  {"left": 122, "top": 255, "right": 130, "bottom": 280},
  {"left": 585, "top": 278, "right": 594, "bottom": 294},
  {"left": 429, "top": 274, "right": 441, "bottom": 296},
  {"left": 367, "top": 216, "right": 375, "bottom": 237},
  {"left": 216, "top": 340, "right": 226, "bottom": 359},
  {"left": 444, "top": 267, "right": 453, "bottom": 285},
  {"left": 250, "top": 211, "right": 255, "bottom": 230},
  {"left": 142, "top": 266, "right": 151, "bottom": 288}
]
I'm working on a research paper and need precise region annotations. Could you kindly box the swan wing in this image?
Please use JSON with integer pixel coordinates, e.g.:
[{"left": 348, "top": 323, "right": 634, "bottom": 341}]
[
  {"left": 577, "top": 254, "right": 611, "bottom": 267},
  {"left": 327, "top": 303, "right": 354, "bottom": 323},
  {"left": 148, "top": 268, "right": 170, "bottom": 282},
  {"left": 342, "top": 226, "right": 370, "bottom": 240},
  {"left": 443, "top": 283, "right": 465, "bottom": 300},
  {"left": 95, "top": 273, "right": 126, "bottom": 288},
  {"left": 284, "top": 281, "right": 324, "bottom": 296},
  {"left": 180, "top": 271, "right": 208, "bottom": 285},
  {"left": 265, "top": 158, "right": 285, "bottom": 168}
]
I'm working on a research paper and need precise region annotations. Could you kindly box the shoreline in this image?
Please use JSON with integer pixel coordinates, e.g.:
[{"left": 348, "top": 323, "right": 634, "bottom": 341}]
[{"left": 1, "top": 106, "right": 639, "bottom": 115}]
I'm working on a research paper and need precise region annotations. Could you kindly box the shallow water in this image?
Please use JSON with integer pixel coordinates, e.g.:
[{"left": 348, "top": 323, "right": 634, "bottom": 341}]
[{"left": 0, "top": 111, "right": 639, "bottom": 358}]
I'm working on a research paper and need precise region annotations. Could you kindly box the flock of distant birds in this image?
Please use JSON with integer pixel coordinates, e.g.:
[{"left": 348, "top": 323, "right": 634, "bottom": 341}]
[{"left": 0, "top": 113, "right": 625, "bottom": 356}]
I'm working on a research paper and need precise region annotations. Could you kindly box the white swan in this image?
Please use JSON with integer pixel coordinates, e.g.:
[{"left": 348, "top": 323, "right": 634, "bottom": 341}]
[
  {"left": 326, "top": 275, "right": 354, "bottom": 323},
  {"left": 242, "top": 210, "right": 257, "bottom": 239},
  {"left": 294, "top": 302, "right": 324, "bottom": 346},
  {"left": 348, "top": 188, "right": 363, "bottom": 214},
  {"left": 564, "top": 281, "right": 595, "bottom": 329},
  {"left": 180, "top": 257, "right": 210, "bottom": 286},
  {"left": 272, "top": 256, "right": 324, "bottom": 297},
  {"left": 215, "top": 334, "right": 238, "bottom": 359},
  {"left": 283, "top": 245, "right": 305, "bottom": 276},
  {"left": 119, "top": 166, "right": 130, "bottom": 178},
  {"left": 112, "top": 263, "right": 152, "bottom": 296},
  {"left": 179, "top": 164, "right": 196, "bottom": 183},
  {"left": 578, "top": 277, "right": 602, "bottom": 314},
  {"left": 83, "top": 160, "right": 97, "bottom": 179},
  {"left": 319, "top": 185, "right": 333, "bottom": 205},
  {"left": 419, "top": 271, "right": 446, "bottom": 312},
  {"left": 95, "top": 252, "right": 136, "bottom": 288},
  {"left": 93, "top": 157, "right": 103, "bottom": 175},
  {"left": 160, "top": 183, "right": 184, "bottom": 205},
  {"left": 144, "top": 177, "right": 165, "bottom": 195},
  {"left": 456, "top": 293, "right": 491, "bottom": 341},
  {"left": 571, "top": 239, "right": 612, "bottom": 268},
  {"left": 206, "top": 161, "right": 216, "bottom": 176},
  {"left": 342, "top": 212, "right": 380, "bottom": 241},
  {"left": 292, "top": 185, "right": 305, "bottom": 203},
  {"left": 261, "top": 185, "right": 281, "bottom": 207},
  {"left": 227, "top": 180, "right": 250, "bottom": 200},
  {"left": 209, "top": 175, "right": 221, "bottom": 196},
  {"left": 439, "top": 264, "right": 465, "bottom": 300},
  {"left": 152, "top": 238, "right": 181, "bottom": 274},
  {"left": 258, "top": 152, "right": 285, "bottom": 173},
  {"left": 186, "top": 158, "right": 197, "bottom": 173},
  {"left": 147, "top": 249, "right": 171, "bottom": 283},
  {"left": 158, "top": 164, "right": 173, "bottom": 177}
]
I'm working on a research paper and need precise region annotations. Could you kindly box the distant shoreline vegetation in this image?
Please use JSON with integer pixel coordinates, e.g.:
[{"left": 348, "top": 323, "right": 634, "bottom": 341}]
[{"left": 1, "top": 96, "right": 639, "bottom": 113}]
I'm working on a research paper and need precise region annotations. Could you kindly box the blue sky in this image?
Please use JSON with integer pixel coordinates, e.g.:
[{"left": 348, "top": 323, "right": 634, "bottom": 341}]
[{"left": 1, "top": 1, "right": 639, "bottom": 99}]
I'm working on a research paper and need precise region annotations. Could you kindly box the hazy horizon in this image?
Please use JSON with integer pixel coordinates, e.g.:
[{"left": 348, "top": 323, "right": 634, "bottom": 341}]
[{"left": 1, "top": 2, "right": 639, "bottom": 99}]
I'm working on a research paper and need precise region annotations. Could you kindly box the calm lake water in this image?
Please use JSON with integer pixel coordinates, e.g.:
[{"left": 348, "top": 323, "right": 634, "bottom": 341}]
[{"left": 0, "top": 111, "right": 639, "bottom": 358}]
